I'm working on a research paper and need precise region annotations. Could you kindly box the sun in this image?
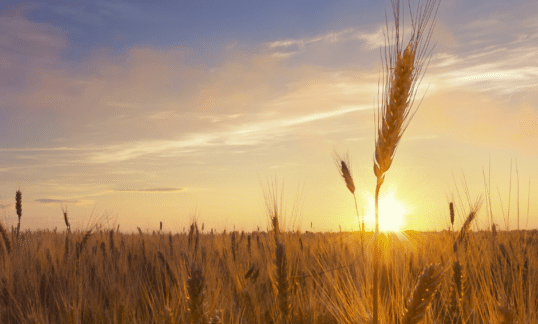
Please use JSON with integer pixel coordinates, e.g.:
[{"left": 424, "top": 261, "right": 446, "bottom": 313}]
[{"left": 363, "top": 189, "right": 409, "bottom": 232}]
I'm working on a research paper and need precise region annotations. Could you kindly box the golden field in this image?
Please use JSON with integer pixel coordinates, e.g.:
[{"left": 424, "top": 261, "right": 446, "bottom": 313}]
[{"left": 0, "top": 220, "right": 535, "bottom": 323}]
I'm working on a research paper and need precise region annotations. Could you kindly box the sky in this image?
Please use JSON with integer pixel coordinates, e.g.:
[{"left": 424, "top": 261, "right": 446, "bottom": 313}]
[{"left": 0, "top": 0, "right": 537, "bottom": 233}]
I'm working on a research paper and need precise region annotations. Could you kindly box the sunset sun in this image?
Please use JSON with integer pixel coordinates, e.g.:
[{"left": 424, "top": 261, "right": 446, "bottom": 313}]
[{"left": 364, "top": 190, "right": 409, "bottom": 232}]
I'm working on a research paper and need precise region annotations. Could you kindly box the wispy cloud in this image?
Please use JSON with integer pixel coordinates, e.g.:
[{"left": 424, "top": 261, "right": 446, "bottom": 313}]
[
  {"left": 428, "top": 20, "right": 538, "bottom": 96},
  {"left": 0, "top": 15, "right": 67, "bottom": 91},
  {"left": 263, "top": 25, "right": 390, "bottom": 69},
  {"left": 89, "top": 105, "right": 368, "bottom": 163},
  {"left": 0, "top": 147, "right": 93, "bottom": 152},
  {"left": 114, "top": 188, "right": 184, "bottom": 192},
  {"left": 35, "top": 199, "right": 81, "bottom": 204},
  {"left": 267, "top": 27, "right": 357, "bottom": 49}
]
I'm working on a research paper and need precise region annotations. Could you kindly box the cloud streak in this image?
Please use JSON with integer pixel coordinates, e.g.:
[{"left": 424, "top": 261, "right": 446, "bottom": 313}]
[
  {"left": 114, "top": 188, "right": 184, "bottom": 192},
  {"left": 89, "top": 105, "right": 368, "bottom": 163},
  {"left": 35, "top": 199, "right": 81, "bottom": 204}
]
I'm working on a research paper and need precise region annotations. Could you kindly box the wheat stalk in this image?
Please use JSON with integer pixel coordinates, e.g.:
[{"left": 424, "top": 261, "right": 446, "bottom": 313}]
[
  {"left": 0, "top": 223, "right": 12, "bottom": 255},
  {"left": 335, "top": 155, "right": 359, "bottom": 224},
  {"left": 64, "top": 233, "right": 70, "bottom": 261},
  {"left": 450, "top": 259, "right": 465, "bottom": 320},
  {"left": 187, "top": 264, "right": 206, "bottom": 324},
  {"left": 453, "top": 199, "right": 481, "bottom": 253},
  {"left": 231, "top": 231, "right": 237, "bottom": 262},
  {"left": 158, "top": 251, "right": 178, "bottom": 287},
  {"left": 76, "top": 229, "right": 93, "bottom": 261},
  {"left": 449, "top": 202, "right": 455, "bottom": 231},
  {"left": 452, "top": 260, "right": 464, "bottom": 304},
  {"left": 62, "top": 205, "right": 71, "bottom": 233},
  {"left": 372, "top": 1, "right": 439, "bottom": 322},
  {"left": 276, "top": 241, "right": 290, "bottom": 321},
  {"left": 109, "top": 229, "right": 115, "bottom": 256},
  {"left": 15, "top": 190, "right": 22, "bottom": 239},
  {"left": 335, "top": 153, "right": 365, "bottom": 256}
]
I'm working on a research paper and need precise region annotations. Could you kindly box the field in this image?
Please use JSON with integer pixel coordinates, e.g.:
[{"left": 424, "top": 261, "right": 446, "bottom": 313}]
[{"left": 0, "top": 220, "right": 536, "bottom": 323}]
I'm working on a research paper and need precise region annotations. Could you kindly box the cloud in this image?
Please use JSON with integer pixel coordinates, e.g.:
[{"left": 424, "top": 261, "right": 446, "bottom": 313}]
[
  {"left": 263, "top": 26, "right": 387, "bottom": 69},
  {"left": 114, "top": 188, "right": 184, "bottom": 192},
  {"left": 2, "top": 30, "right": 384, "bottom": 163},
  {"left": 0, "top": 15, "right": 67, "bottom": 90},
  {"left": 0, "top": 204, "right": 10, "bottom": 209},
  {"left": 265, "top": 24, "right": 401, "bottom": 54},
  {"left": 427, "top": 40, "right": 538, "bottom": 97},
  {"left": 88, "top": 105, "right": 369, "bottom": 163},
  {"left": 35, "top": 199, "right": 81, "bottom": 204},
  {"left": 3, "top": 5, "right": 537, "bottom": 166},
  {"left": 267, "top": 27, "right": 357, "bottom": 49}
]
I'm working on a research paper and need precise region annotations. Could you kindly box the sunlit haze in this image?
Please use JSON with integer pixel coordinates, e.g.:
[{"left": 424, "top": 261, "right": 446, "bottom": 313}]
[{"left": 1, "top": 0, "right": 537, "bottom": 233}]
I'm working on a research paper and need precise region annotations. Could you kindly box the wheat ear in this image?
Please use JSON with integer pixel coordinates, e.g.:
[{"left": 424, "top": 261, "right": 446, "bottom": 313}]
[
  {"left": 401, "top": 264, "right": 444, "bottom": 324},
  {"left": 372, "top": 1, "right": 439, "bottom": 322},
  {"left": 374, "top": 42, "right": 416, "bottom": 184},
  {"left": 187, "top": 265, "right": 206, "bottom": 324},
  {"left": 335, "top": 153, "right": 365, "bottom": 255},
  {"left": 449, "top": 202, "right": 455, "bottom": 231},
  {"left": 453, "top": 199, "right": 481, "bottom": 253},
  {"left": 0, "top": 223, "right": 11, "bottom": 254},
  {"left": 76, "top": 229, "right": 93, "bottom": 260},
  {"left": 62, "top": 205, "right": 71, "bottom": 233},
  {"left": 15, "top": 190, "right": 22, "bottom": 239}
]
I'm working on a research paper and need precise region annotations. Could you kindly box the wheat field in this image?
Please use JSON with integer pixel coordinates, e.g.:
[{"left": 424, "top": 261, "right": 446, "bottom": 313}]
[{"left": 0, "top": 214, "right": 536, "bottom": 323}]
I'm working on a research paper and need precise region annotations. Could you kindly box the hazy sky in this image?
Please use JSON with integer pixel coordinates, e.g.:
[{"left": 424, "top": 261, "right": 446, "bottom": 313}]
[{"left": 1, "top": 0, "right": 537, "bottom": 233}]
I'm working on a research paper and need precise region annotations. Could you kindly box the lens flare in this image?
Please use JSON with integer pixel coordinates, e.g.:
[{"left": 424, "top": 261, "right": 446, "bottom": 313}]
[{"left": 363, "top": 189, "right": 408, "bottom": 232}]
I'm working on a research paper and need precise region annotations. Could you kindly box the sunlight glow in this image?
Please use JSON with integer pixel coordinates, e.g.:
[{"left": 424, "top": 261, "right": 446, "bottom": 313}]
[{"left": 363, "top": 189, "right": 408, "bottom": 232}]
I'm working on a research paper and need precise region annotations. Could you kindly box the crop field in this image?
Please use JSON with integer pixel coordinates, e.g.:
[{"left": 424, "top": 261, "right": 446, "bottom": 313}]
[{"left": 0, "top": 219, "right": 536, "bottom": 323}]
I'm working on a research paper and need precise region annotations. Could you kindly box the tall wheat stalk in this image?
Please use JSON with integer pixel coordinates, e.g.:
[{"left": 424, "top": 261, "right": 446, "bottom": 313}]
[
  {"left": 62, "top": 206, "right": 71, "bottom": 233},
  {"left": 187, "top": 264, "right": 206, "bottom": 324},
  {"left": 15, "top": 190, "right": 22, "bottom": 239},
  {"left": 372, "top": 1, "right": 439, "bottom": 322},
  {"left": 334, "top": 153, "right": 364, "bottom": 256}
]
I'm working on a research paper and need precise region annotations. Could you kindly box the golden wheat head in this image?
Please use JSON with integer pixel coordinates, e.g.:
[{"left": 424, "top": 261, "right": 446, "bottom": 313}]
[
  {"left": 402, "top": 264, "right": 444, "bottom": 324},
  {"left": 374, "top": 0, "right": 440, "bottom": 184}
]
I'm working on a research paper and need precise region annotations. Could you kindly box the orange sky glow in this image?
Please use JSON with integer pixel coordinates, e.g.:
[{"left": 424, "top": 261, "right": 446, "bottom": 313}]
[{"left": 1, "top": 0, "right": 537, "bottom": 233}]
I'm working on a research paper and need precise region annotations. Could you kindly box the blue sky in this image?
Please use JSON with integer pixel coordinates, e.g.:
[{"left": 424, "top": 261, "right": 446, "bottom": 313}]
[{"left": 1, "top": 0, "right": 537, "bottom": 233}]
